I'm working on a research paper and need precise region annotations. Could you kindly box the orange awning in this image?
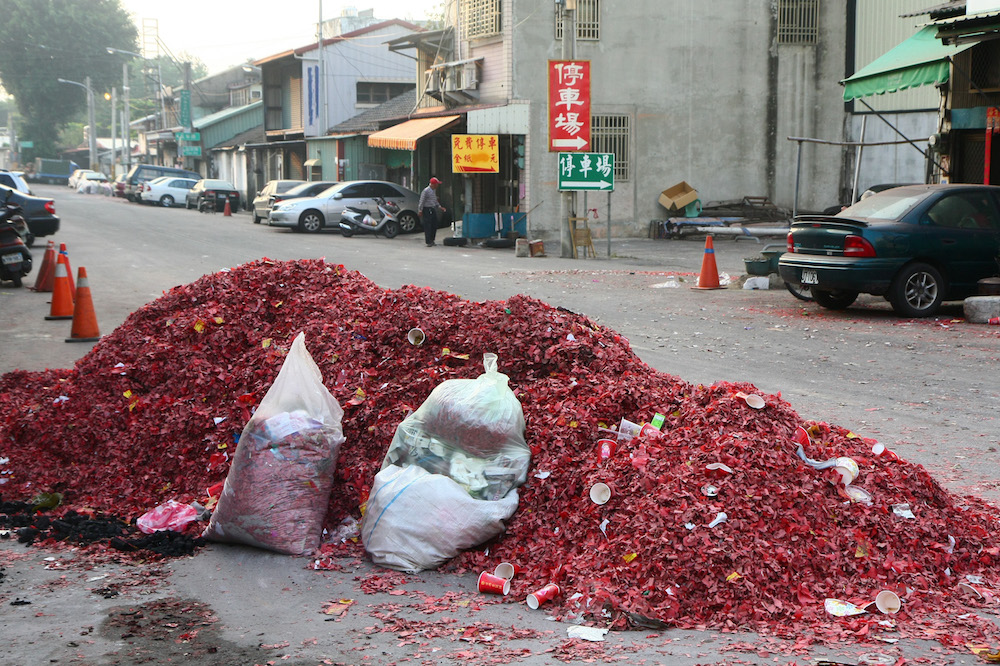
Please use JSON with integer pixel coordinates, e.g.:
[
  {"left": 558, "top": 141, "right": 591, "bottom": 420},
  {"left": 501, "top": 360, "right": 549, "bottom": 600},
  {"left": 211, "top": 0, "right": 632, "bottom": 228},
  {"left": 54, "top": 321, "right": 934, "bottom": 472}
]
[{"left": 367, "top": 116, "right": 461, "bottom": 151}]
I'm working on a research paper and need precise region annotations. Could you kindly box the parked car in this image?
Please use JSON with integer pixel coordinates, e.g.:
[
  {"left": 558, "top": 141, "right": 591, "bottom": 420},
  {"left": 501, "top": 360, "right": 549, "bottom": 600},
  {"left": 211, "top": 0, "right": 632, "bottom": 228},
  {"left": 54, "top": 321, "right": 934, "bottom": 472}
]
[
  {"left": 0, "top": 169, "right": 32, "bottom": 195},
  {"left": 268, "top": 180, "right": 420, "bottom": 234},
  {"left": 112, "top": 173, "right": 127, "bottom": 198},
  {"left": 140, "top": 176, "right": 197, "bottom": 207},
  {"left": 0, "top": 183, "right": 60, "bottom": 247},
  {"left": 779, "top": 184, "right": 1000, "bottom": 317},
  {"left": 124, "top": 164, "right": 201, "bottom": 202},
  {"left": 67, "top": 169, "right": 98, "bottom": 190},
  {"left": 250, "top": 179, "right": 305, "bottom": 224},
  {"left": 185, "top": 179, "right": 241, "bottom": 212},
  {"left": 270, "top": 180, "right": 340, "bottom": 208},
  {"left": 76, "top": 172, "right": 112, "bottom": 195}
]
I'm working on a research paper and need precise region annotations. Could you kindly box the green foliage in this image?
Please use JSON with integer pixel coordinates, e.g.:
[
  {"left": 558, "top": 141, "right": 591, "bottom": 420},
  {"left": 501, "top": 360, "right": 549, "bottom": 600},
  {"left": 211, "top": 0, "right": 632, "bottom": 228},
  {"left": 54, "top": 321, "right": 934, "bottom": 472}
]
[{"left": 0, "top": 0, "right": 138, "bottom": 159}]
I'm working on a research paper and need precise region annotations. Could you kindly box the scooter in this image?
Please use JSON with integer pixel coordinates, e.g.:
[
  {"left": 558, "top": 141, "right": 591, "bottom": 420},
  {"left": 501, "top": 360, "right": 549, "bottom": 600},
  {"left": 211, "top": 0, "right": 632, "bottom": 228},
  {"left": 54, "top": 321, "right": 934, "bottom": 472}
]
[
  {"left": 0, "top": 190, "right": 32, "bottom": 287},
  {"left": 338, "top": 196, "right": 401, "bottom": 239}
]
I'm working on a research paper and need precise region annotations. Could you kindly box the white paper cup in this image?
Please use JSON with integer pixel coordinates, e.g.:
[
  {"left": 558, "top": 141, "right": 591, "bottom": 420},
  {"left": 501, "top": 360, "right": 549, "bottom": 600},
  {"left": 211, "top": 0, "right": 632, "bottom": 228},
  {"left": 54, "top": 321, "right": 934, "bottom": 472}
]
[
  {"left": 874, "top": 590, "right": 900, "bottom": 614},
  {"left": 834, "top": 457, "right": 860, "bottom": 485},
  {"left": 744, "top": 394, "right": 766, "bottom": 409},
  {"left": 589, "top": 482, "right": 611, "bottom": 505},
  {"left": 407, "top": 327, "right": 425, "bottom": 346},
  {"left": 494, "top": 562, "right": 517, "bottom": 580}
]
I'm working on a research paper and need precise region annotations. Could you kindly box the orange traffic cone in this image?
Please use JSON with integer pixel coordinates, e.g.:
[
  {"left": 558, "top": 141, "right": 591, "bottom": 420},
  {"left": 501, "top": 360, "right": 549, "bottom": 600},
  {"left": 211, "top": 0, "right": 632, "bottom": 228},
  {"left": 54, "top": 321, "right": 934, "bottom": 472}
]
[
  {"left": 692, "top": 235, "right": 725, "bottom": 290},
  {"left": 66, "top": 267, "right": 101, "bottom": 343},
  {"left": 223, "top": 198, "right": 232, "bottom": 216},
  {"left": 31, "top": 240, "right": 57, "bottom": 292},
  {"left": 45, "top": 260, "right": 75, "bottom": 320},
  {"left": 57, "top": 245, "right": 76, "bottom": 300}
]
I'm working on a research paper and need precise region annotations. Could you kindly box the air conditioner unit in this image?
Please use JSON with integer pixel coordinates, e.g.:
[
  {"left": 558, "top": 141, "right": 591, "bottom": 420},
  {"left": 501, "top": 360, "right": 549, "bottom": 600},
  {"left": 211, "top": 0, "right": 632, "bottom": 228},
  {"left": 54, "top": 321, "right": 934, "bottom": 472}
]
[
  {"left": 462, "top": 62, "right": 479, "bottom": 90},
  {"left": 425, "top": 69, "right": 442, "bottom": 93}
]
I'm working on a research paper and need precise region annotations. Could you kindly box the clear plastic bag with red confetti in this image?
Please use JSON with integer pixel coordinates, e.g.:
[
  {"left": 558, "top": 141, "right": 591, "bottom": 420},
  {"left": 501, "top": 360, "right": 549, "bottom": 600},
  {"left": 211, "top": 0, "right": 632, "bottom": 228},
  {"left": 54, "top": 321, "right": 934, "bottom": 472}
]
[
  {"left": 381, "top": 353, "right": 529, "bottom": 500},
  {"left": 361, "top": 464, "right": 520, "bottom": 572},
  {"left": 202, "top": 332, "right": 346, "bottom": 556}
]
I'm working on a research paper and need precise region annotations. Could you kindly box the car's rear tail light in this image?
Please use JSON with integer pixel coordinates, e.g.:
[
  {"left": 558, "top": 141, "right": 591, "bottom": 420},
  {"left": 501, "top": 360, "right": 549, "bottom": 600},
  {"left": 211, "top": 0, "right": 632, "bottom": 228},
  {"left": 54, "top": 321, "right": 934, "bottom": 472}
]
[
  {"left": 844, "top": 235, "right": 876, "bottom": 257},
  {"left": 786, "top": 231, "right": 795, "bottom": 253},
  {"left": 45, "top": 201, "right": 56, "bottom": 214}
]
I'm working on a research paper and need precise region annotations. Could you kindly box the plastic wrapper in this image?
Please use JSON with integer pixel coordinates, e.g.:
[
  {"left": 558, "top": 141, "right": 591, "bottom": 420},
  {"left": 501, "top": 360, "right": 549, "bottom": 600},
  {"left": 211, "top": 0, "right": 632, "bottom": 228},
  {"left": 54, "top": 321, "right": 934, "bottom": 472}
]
[
  {"left": 203, "top": 333, "right": 345, "bottom": 556},
  {"left": 380, "top": 353, "right": 530, "bottom": 500},
  {"left": 136, "top": 499, "right": 199, "bottom": 534},
  {"left": 361, "top": 464, "right": 520, "bottom": 572}
]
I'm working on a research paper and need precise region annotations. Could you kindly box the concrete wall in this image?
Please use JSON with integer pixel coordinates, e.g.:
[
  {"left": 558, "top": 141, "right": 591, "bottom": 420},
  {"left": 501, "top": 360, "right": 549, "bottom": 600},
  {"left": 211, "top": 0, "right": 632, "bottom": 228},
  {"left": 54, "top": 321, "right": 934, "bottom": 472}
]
[{"left": 497, "top": 0, "right": 849, "bottom": 242}]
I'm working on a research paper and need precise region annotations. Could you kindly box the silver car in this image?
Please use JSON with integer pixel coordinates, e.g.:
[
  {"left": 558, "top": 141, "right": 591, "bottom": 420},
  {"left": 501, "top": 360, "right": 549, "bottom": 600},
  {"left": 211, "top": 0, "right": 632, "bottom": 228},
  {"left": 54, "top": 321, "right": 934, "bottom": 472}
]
[{"left": 268, "top": 180, "right": 421, "bottom": 234}]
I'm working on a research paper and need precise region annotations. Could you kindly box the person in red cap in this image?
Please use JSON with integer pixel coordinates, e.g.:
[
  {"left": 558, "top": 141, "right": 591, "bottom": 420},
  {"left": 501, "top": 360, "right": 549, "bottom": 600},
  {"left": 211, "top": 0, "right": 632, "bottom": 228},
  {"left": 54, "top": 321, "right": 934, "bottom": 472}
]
[{"left": 418, "top": 177, "right": 446, "bottom": 246}]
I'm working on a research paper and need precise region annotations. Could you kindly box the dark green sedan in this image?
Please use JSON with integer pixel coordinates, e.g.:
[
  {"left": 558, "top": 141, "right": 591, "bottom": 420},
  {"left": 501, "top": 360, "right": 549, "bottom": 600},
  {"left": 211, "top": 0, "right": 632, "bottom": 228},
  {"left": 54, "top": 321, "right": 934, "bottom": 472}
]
[{"left": 778, "top": 184, "right": 1000, "bottom": 317}]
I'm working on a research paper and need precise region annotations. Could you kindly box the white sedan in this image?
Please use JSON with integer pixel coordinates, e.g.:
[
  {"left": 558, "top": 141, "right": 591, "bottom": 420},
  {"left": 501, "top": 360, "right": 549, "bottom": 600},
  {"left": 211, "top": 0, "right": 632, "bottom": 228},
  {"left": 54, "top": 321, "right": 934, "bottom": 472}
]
[
  {"left": 268, "top": 180, "right": 421, "bottom": 233},
  {"left": 139, "top": 176, "right": 198, "bottom": 207}
]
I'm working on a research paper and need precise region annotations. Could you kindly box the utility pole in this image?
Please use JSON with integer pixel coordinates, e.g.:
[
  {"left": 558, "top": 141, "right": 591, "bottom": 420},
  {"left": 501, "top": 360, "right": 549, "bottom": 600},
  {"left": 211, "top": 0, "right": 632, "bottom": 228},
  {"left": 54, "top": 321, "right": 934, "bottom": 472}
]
[
  {"left": 110, "top": 87, "right": 117, "bottom": 178},
  {"left": 183, "top": 61, "right": 192, "bottom": 171},
  {"left": 123, "top": 62, "right": 131, "bottom": 172},
  {"left": 86, "top": 76, "right": 98, "bottom": 172},
  {"left": 559, "top": 0, "right": 577, "bottom": 258}
]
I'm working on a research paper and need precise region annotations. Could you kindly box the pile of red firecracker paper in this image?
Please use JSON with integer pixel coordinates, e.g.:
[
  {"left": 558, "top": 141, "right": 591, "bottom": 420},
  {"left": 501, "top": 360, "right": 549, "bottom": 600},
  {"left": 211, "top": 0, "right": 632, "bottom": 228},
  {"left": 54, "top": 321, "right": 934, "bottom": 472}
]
[{"left": 3, "top": 258, "right": 1000, "bottom": 646}]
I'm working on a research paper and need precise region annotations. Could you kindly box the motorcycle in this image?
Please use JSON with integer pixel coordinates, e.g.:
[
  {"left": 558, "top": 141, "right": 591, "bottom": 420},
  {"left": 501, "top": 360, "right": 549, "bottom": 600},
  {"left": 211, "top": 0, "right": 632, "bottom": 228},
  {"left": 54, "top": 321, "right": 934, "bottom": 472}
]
[
  {"left": 0, "top": 190, "right": 32, "bottom": 287},
  {"left": 338, "top": 196, "right": 401, "bottom": 239}
]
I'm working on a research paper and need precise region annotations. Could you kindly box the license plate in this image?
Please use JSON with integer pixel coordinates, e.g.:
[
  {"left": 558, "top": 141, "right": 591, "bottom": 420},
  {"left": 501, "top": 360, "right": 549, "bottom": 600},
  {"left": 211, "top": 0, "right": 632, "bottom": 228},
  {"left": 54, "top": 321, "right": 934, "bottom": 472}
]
[
  {"left": 217, "top": 194, "right": 226, "bottom": 199},
  {"left": 801, "top": 269, "right": 819, "bottom": 285},
  {"left": 2, "top": 253, "right": 21, "bottom": 266}
]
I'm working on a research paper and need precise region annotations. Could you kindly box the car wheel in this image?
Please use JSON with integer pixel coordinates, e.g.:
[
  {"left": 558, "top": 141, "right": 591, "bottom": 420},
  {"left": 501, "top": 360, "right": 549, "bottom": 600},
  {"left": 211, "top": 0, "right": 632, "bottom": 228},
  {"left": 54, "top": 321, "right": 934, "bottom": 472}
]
[
  {"left": 160, "top": 194, "right": 174, "bottom": 207},
  {"left": 298, "top": 210, "right": 324, "bottom": 233},
  {"left": 785, "top": 282, "right": 813, "bottom": 301},
  {"left": 398, "top": 211, "right": 419, "bottom": 233},
  {"left": 888, "top": 262, "right": 944, "bottom": 317},
  {"left": 812, "top": 289, "right": 858, "bottom": 310},
  {"left": 383, "top": 219, "right": 400, "bottom": 239}
]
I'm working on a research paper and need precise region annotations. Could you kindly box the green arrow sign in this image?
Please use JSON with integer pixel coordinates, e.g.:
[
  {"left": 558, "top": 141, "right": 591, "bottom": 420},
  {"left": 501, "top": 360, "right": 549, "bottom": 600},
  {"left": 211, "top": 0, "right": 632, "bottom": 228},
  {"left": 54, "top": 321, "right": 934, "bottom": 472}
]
[
  {"left": 175, "top": 132, "right": 200, "bottom": 141},
  {"left": 557, "top": 152, "right": 615, "bottom": 191}
]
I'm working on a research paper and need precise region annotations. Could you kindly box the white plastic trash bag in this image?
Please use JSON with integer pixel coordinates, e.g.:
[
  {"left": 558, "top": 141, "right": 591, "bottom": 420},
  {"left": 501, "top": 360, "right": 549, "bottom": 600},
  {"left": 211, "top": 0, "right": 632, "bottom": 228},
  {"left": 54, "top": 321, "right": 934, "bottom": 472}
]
[
  {"left": 203, "top": 332, "right": 346, "bottom": 556},
  {"left": 361, "top": 464, "right": 519, "bottom": 573}
]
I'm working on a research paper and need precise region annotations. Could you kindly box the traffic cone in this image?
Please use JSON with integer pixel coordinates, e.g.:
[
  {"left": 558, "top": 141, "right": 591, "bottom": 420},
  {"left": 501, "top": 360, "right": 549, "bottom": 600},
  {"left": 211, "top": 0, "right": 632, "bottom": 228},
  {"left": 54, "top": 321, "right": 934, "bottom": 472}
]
[
  {"left": 57, "top": 244, "right": 76, "bottom": 300},
  {"left": 66, "top": 267, "right": 101, "bottom": 343},
  {"left": 223, "top": 198, "right": 232, "bottom": 216},
  {"left": 31, "top": 240, "right": 56, "bottom": 292},
  {"left": 45, "top": 260, "right": 75, "bottom": 320},
  {"left": 692, "top": 235, "right": 725, "bottom": 290}
]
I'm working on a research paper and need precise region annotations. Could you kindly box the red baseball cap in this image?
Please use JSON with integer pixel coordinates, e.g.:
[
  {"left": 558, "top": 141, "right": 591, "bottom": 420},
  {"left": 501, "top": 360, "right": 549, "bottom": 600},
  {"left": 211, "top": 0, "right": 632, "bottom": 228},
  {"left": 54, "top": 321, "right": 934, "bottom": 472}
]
[{"left": 429, "top": 177, "right": 442, "bottom": 185}]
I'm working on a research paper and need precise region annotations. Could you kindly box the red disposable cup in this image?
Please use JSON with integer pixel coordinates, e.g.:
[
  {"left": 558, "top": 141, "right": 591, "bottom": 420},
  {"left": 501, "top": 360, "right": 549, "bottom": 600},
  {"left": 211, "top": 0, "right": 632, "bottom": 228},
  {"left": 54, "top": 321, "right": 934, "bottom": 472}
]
[
  {"left": 526, "top": 583, "right": 560, "bottom": 609},
  {"left": 597, "top": 438, "right": 616, "bottom": 461},
  {"left": 478, "top": 571, "right": 510, "bottom": 595},
  {"left": 871, "top": 441, "right": 899, "bottom": 462},
  {"left": 494, "top": 562, "right": 519, "bottom": 580},
  {"left": 639, "top": 423, "right": 659, "bottom": 437},
  {"left": 792, "top": 426, "right": 810, "bottom": 447}
]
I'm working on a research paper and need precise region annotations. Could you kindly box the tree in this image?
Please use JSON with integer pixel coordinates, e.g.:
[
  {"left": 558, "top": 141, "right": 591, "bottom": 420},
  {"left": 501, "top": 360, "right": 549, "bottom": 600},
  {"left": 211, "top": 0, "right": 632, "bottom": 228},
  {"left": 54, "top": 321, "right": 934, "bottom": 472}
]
[{"left": 0, "top": 0, "right": 138, "bottom": 160}]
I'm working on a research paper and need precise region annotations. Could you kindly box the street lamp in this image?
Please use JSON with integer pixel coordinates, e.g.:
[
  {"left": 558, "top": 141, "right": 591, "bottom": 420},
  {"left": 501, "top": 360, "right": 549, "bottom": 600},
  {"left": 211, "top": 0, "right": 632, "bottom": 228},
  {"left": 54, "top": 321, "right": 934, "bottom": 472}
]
[{"left": 58, "top": 77, "right": 97, "bottom": 171}]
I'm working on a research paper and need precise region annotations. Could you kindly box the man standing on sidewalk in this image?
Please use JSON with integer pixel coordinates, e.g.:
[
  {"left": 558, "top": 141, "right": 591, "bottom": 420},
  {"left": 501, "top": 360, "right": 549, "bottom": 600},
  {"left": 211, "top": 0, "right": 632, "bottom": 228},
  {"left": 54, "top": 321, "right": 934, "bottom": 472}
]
[{"left": 418, "top": 177, "right": 446, "bottom": 247}]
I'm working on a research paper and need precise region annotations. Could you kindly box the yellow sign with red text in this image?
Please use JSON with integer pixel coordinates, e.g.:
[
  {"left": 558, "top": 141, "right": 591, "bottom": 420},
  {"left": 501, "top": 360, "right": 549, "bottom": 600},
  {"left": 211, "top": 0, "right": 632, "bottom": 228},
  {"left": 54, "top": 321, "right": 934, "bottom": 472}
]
[{"left": 451, "top": 134, "right": 499, "bottom": 173}]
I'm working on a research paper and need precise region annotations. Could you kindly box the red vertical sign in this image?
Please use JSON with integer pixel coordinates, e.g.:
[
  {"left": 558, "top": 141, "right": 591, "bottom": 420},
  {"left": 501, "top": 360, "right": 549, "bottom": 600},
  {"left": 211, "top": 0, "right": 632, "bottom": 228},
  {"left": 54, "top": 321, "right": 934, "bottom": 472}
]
[{"left": 548, "top": 60, "right": 591, "bottom": 152}]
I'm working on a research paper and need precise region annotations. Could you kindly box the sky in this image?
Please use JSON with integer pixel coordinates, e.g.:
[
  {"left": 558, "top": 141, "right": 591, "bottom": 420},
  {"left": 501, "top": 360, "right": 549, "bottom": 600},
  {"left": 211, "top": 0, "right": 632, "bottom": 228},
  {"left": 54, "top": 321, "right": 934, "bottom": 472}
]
[{"left": 119, "top": 1, "right": 443, "bottom": 73}]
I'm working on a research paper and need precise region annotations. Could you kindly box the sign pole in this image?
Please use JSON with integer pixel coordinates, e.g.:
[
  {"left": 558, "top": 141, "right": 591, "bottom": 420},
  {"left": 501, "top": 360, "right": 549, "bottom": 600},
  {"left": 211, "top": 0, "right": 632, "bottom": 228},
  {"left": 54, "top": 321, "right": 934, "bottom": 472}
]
[{"left": 607, "top": 191, "right": 611, "bottom": 258}]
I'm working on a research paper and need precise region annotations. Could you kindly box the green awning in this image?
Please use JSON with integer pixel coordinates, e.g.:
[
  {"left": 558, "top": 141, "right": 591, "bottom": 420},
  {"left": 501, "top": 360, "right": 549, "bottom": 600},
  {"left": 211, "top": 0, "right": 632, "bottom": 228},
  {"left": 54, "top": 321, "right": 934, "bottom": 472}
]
[{"left": 842, "top": 25, "right": 973, "bottom": 101}]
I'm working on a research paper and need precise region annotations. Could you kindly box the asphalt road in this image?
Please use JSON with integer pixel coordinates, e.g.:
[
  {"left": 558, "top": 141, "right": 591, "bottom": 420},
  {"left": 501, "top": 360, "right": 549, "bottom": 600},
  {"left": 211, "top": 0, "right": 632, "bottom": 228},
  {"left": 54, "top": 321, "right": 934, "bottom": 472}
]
[{"left": 2, "top": 185, "right": 999, "bottom": 664}]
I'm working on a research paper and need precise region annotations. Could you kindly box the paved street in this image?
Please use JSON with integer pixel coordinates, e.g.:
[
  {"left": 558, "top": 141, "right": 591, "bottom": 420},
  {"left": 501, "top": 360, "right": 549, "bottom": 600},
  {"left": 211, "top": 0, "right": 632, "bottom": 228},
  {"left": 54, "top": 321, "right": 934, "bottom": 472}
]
[{"left": 2, "top": 186, "right": 999, "bottom": 664}]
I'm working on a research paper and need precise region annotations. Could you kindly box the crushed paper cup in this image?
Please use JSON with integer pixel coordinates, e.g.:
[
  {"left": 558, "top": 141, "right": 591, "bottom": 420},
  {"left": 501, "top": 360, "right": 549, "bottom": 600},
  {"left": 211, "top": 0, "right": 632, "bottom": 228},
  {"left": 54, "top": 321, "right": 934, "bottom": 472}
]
[
  {"left": 824, "top": 598, "right": 868, "bottom": 616},
  {"left": 958, "top": 582, "right": 984, "bottom": 600},
  {"left": 477, "top": 571, "right": 510, "bottom": 595},
  {"left": 406, "top": 327, "right": 426, "bottom": 346},
  {"left": 744, "top": 394, "right": 766, "bottom": 409},
  {"left": 527, "top": 583, "right": 560, "bottom": 609},
  {"left": 834, "top": 457, "right": 860, "bottom": 485},
  {"left": 874, "top": 590, "right": 900, "bottom": 614},
  {"left": 589, "top": 482, "right": 612, "bottom": 505},
  {"left": 494, "top": 562, "right": 519, "bottom": 580},
  {"left": 844, "top": 486, "right": 873, "bottom": 505}
]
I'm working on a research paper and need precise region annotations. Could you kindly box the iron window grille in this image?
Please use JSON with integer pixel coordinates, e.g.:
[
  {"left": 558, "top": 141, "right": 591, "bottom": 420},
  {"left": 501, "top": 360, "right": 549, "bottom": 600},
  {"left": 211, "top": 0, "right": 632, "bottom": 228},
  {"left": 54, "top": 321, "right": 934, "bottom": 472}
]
[
  {"left": 590, "top": 114, "right": 631, "bottom": 181},
  {"left": 556, "top": 0, "right": 601, "bottom": 41},
  {"left": 462, "top": 0, "right": 502, "bottom": 40},
  {"left": 777, "top": 0, "right": 819, "bottom": 45}
]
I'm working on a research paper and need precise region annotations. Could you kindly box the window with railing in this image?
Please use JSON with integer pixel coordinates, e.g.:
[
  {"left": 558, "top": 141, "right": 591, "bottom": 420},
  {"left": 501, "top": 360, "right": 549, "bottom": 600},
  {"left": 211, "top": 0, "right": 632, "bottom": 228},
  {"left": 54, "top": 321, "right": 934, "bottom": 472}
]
[
  {"left": 556, "top": 0, "right": 601, "bottom": 41},
  {"left": 462, "top": 0, "right": 502, "bottom": 40},
  {"left": 777, "top": 0, "right": 819, "bottom": 45},
  {"left": 590, "top": 114, "right": 631, "bottom": 181}
]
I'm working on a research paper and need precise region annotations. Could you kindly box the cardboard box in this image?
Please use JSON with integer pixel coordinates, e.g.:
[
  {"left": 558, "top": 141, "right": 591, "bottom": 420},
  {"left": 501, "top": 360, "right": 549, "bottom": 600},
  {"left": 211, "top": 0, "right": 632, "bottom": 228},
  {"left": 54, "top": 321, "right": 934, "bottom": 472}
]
[{"left": 658, "top": 181, "right": 699, "bottom": 210}]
